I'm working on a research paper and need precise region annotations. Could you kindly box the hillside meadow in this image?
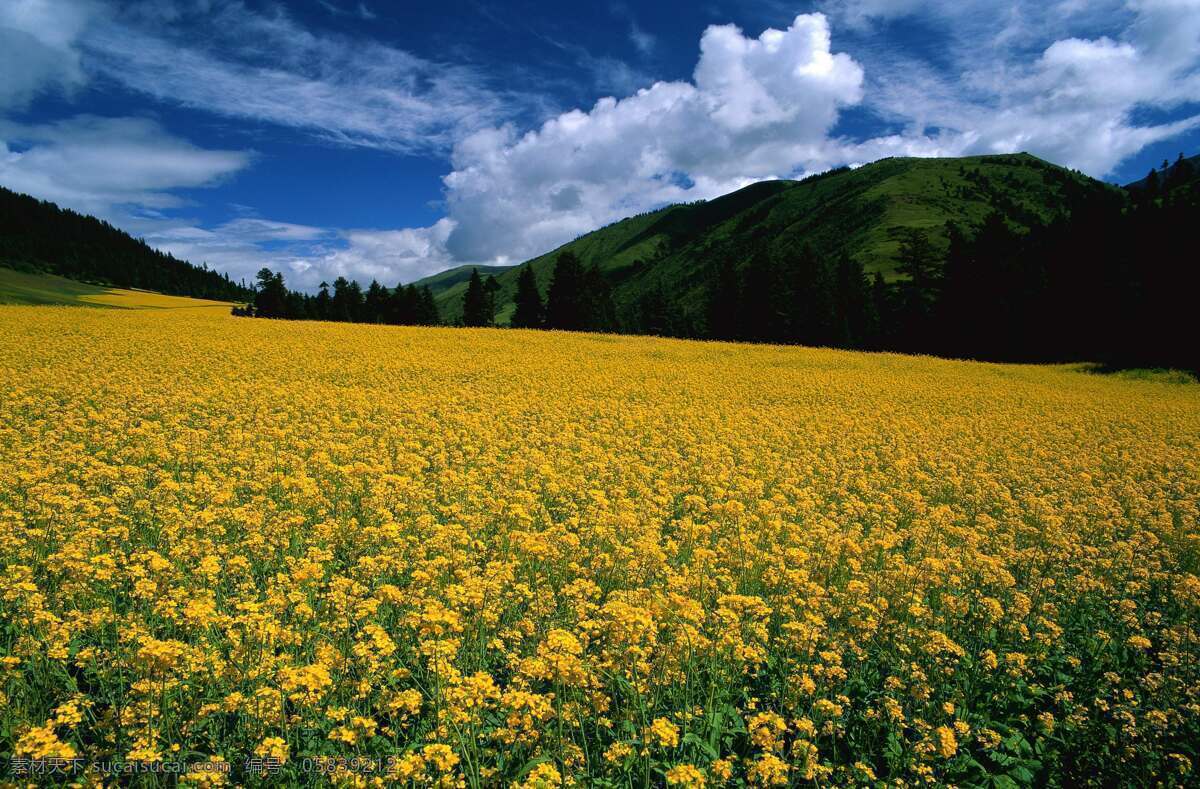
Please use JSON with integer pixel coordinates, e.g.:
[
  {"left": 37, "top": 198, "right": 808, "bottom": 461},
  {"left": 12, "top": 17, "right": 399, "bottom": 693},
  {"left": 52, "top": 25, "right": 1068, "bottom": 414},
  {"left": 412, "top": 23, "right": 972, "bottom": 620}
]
[
  {"left": 1, "top": 306, "right": 1198, "bottom": 786},
  {"left": 0, "top": 266, "right": 237, "bottom": 311}
]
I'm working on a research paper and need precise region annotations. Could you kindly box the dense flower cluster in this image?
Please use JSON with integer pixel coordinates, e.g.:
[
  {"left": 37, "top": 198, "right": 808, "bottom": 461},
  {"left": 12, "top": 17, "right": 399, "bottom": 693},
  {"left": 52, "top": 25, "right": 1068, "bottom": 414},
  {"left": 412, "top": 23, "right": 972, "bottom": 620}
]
[{"left": 1, "top": 306, "right": 1198, "bottom": 786}]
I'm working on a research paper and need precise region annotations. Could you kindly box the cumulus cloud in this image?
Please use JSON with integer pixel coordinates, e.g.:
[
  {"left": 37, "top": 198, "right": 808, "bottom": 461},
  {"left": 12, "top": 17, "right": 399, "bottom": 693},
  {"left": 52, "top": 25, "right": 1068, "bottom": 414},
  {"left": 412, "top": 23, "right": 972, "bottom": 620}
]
[
  {"left": 293, "top": 221, "right": 458, "bottom": 288},
  {"left": 441, "top": 14, "right": 864, "bottom": 263},
  {"left": 377, "top": 1, "right": 1198, "bottom": 275},
  {"left": 825, "top": 0, "right": 1200, "bottom": 174},
  {"left": 4, "top": 0, "right": 1199, "bottom": 290},
  {"left": 0, "top": 116, "right": 250, "bottom": 216}
]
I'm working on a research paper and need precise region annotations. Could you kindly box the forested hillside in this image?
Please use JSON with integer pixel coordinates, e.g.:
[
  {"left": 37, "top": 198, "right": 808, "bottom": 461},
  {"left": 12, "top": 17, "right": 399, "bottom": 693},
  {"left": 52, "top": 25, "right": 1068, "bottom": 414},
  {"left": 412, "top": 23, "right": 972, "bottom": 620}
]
[
  {"left": 425, "top": 152, "right": 1198, "bottom": 371},
  {"left": 426, "top": 153, "right": 1109, "bottom": 326},
  {"left": 0, "top": 186, "right": 252, "bottom": 302}
]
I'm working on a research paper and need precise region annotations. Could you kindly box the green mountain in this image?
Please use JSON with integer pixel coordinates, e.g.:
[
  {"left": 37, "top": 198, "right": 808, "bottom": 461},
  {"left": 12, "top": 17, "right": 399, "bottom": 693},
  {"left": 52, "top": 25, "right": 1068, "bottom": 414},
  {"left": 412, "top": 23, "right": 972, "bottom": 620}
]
[
  {"left": 0, "top": 186, "right": 253, "bottom": 303},
  {"left": 414, "top": 263, "right": 515, "bottom": 295},
  {"left": 424, "top": 153, "right": 1114, "bottom": 326}
]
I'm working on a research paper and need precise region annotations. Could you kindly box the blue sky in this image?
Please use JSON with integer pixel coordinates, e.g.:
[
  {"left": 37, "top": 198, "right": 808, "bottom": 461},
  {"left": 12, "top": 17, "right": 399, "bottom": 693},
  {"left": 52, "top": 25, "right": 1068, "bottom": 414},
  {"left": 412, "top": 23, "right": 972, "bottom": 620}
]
[{"left": 2, "top": 0, "right": 1199, "bottom": 289}]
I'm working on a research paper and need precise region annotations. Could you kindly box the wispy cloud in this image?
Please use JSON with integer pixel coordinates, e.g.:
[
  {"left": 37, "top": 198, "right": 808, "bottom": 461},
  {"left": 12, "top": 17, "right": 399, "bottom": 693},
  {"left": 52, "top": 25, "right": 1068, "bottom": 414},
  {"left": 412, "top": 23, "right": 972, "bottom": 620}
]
[
  {"left": 78, "top": 1, "right": 528, "bottom": 155},
  {"left": 4, "top": 0, "right": 1199, "bottom": 291},
  {"left": 628, "top": 22, "right": 657, "bottom": 55},
  {"left": 0, "top": 0, "right": 94, "bottom": 109},
  {"left": 0, "top": 115, "right": 250, "bottom": 215}
]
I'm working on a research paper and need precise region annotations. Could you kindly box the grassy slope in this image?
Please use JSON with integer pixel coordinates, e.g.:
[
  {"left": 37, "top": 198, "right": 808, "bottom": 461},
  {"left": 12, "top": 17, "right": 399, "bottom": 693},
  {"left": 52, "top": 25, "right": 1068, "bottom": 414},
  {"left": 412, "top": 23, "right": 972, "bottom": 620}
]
[
  {"left": 0, "top": 266, "right": 235, "bottom": 311},
  {"left": 414, "top": 264, "right": 515, "bottom": 295},
  {"left": 430, "top": 153, "right": 1111, "bottom": 324}
]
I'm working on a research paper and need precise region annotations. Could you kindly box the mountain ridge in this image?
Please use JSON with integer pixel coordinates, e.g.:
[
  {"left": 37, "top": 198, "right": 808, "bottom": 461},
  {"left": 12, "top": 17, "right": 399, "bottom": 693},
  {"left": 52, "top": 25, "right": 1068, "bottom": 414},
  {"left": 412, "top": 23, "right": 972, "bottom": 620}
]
[{"left": 422, "top": 152, "right": 1115, "bottom": 325}]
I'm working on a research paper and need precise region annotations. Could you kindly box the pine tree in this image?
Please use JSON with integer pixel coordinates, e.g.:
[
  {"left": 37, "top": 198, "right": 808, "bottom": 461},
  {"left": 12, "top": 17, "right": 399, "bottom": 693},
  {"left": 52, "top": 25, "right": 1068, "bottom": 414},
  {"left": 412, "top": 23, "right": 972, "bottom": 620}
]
[
  {"left": 314, "top": 282, "right": 332, "bottom": 321},
  {"left": 869, "top": 272, "right": 893, "bottom": 350},
  {"left": 545, "top": 251, "right": 586, "bottom": 330},
  {"left": 738, "top": 251, "right": 780, "bottom": 343},
  {"left": 788, "top": 244, "right": 835, "bottom": 346},
  {"left": 894, "top": 228, "right": 939, "bottom": 351},
  {"left": 581, "top": 264, "right": 617, "bottom": 332},
  {"left": 253, "top": 268, "right": 288, "bottom": 318},
  {"left": 636, "top": 286, "right": 682, "bottom": 336},
  {"left": 331, "top": 277, "right": 357, "bottom": 322},
  {"left": 511, "top": 264, "right": 544, "bottom": 328},
  {"left": 417, "top": 286, "right": 440, "bottom": 326},
  {"left": 833, "top": 253, "right": 871, "bottom": 348},
  {"left": 387, "top": 282, "right": 413, "bottom": 324},
  {"left": 364, "top": 280, "right": 388, "bottom": 323},
  {"left": 483, "top": 276, "right": 501, "bottom": 324},
  {"left": 462, "top": 268, "right": 491, "bottom": 327},
  {"left": 707, "top": 257, "right": 740, "bottom": 340}
]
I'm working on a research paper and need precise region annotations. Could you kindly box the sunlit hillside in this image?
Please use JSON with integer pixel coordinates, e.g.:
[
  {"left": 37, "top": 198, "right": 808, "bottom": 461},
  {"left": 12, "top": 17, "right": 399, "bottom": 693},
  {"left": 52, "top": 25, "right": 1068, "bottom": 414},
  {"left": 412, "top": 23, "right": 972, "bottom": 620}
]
[
  {"left": 0, "top": 266, "right": 236, "bottom": 311},
  {"left": 1, "top": 307, "right": 1197, "bottom": 786}
]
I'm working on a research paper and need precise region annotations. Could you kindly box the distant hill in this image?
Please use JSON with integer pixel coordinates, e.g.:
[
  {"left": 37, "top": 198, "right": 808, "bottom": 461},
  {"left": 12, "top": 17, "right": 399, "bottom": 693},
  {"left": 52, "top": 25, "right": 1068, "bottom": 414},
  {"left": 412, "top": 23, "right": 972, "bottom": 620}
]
[
  {"left": 0, "top": 186, "right": 253, "bottom": 302},
  {"left": 414, "top": 263, "right": 515, "bottom": 295},
  {"left": 426, "top": 153, "right": 1114, "bottom": 325},
  {"left": 1124, "top": 154, "right": 1199, "bottom": 197}
]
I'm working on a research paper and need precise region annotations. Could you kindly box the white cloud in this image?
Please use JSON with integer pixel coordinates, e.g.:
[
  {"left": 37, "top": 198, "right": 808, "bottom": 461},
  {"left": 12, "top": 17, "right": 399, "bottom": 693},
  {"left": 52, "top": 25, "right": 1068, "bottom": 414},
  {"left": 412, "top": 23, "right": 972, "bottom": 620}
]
[
  {"left": 824, "top": 0, "right": 1200, "bottom": 175},
  {"left": 5, "top": 0, "right": 1198, "bottom": 291},
  {"left": 378, "top": 1, "right": 1198, "bottom": 274},
  {"left": 78, "top": 2, "right": 522, "bottom": 154},
  {"left": 142, "top": 217, "right": 458, "bottom": 291},
  {"left": 0, "top": 116, "right": 251, "bottom": 216},
  {"left": 440, "top": 13, "right": 864, "bottom": 263},
  {"left": 0, "top": 0, "right": 95, "bottom": 109},
  {"left": 629, "top": 23, "right": 656, "bottom": 55},
  {"left": 216, "top": 218, "right": 330, "bottom": 243},
  {"left": 295, "top": 221, "right": 458, "bottom": 288}
]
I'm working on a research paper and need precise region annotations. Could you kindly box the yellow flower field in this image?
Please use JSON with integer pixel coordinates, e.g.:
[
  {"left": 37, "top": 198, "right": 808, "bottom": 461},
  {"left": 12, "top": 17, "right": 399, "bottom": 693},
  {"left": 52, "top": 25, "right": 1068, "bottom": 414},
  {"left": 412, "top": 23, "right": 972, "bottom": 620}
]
[{"left": 1, "top": 306, "right": 1198, "bottom": 786}]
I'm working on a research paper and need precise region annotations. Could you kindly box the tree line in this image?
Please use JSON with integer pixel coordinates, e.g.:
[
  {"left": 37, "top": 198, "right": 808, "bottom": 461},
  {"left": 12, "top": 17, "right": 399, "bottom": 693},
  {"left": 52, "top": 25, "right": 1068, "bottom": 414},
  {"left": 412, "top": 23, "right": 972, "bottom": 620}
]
[
  {"left": 237, "top": 269, "right": 439, "bottom": 325},
  {"left": 458, "top": 255, "right": 618, "bottom": 331},
  {"left": 479, "top": 153, "right": 1197, "bottom": 372},
  {"left": 0, "top": 186, "right": 252, "bottom": 302},
  {"left": 237, "top": 153, "right": 1196, "bottom": 372}
]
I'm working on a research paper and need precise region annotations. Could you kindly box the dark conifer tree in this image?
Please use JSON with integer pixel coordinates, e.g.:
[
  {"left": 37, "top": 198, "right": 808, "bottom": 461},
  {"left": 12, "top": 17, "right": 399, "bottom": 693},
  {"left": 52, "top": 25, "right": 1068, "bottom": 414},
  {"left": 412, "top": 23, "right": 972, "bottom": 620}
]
[
  {"left": 868, "top": 272, "right": 893, "bottom": 350},
  {"left": 833, "top": 253, "right": 871, "bottom": 348},
  {"left": 417, "top": 286, "right": 440, "bottom": 326},
  {"left": 511, "top": 264, "right": 544, "bottom": 328},
  {"left": 581, "top": 264, "right": 617, "bottom": 332},
  {"left": 787, "top": 244, "right": 835, "bottom": 346},
  {"left": 397, "top": 283, "right": 424, "bottom": 325},
  {"left": 253, "top": 268, "right": 288, "bottom": 318},
  {"left": 894, "top": 228, "right": 939, "bottom": 351},
  {"left": 545, "top": 251, "right": 586, "bottom": 331},
  {"left": 1144, "top": 168, "right": 1160, "bottom": 202},
  {"left": 636, "top": 286, "right": 684, "bottom": 337},
  {"left": 346, "top": 281, "right": 365, "bottom": 322},
  {"left": 314, "top": 282, "right": 332, "bottom": 321},
  {"left": 330, "top": 277, "right": 355, "bottom": 322},
  {"left": 738, "top": 251, "right": 781, "bottom": 342},
  {"left": 462, "top": 268, "right": 491, "bottom": 327},
  {"left": 707, "top": 257, "right": 740, "bottom": 340},
  {"left": 0, "top": 186, "right": 253, "bottom": 302},
  {"left": 483, "top": 275, "right": 501, "bottom": 324},
  {"left": 285, "top": 290, "right": 309, "bottom": 320},
  {"left": 364, "top": 280, "right": 389, "bottom": 323}
]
